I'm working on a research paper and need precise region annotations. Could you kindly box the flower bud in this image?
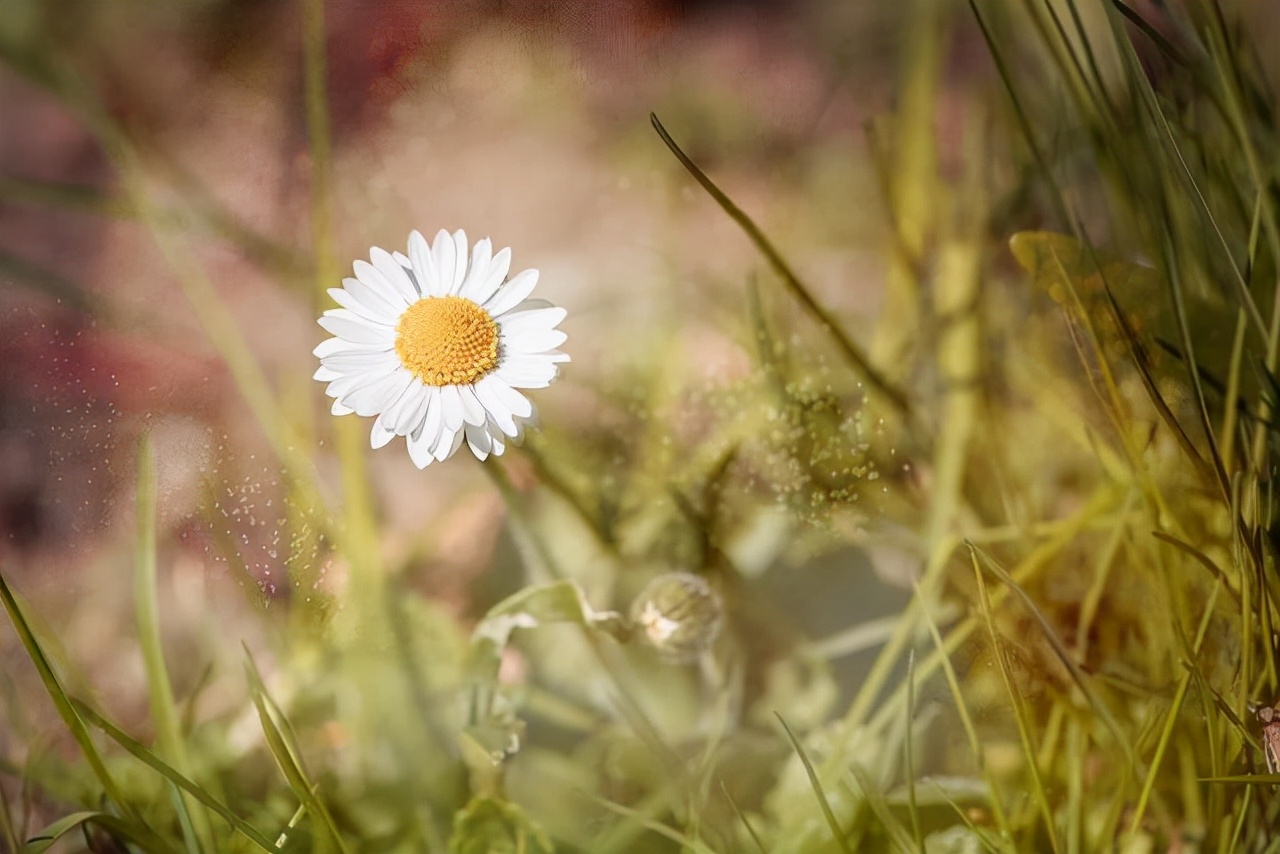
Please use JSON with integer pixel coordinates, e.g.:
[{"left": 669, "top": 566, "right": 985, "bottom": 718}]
[{"left": 629, "top": 572, "right": 722, "bottom": 661}]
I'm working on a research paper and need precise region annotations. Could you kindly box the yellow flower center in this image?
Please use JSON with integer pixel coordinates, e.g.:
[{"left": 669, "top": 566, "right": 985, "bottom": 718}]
[{"left": 394, "top": 296, "right": 499, "bottom": 386}]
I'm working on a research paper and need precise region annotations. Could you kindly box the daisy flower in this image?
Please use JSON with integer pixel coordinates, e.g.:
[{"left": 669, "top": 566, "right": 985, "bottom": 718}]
[{"left": 313, "top": 229, "right": 568, "bottom": 467}]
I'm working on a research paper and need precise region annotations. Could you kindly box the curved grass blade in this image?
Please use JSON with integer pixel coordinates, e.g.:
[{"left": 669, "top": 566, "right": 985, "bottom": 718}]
[
  {"left": 775, "top": 713, "right": 855, "bottom": 854},
  {"left": 134, "top": 434, "right": 216, "bottom": 853},
  {"left": 243, "top": 649, "right": 350, "bottom": 854},
  {"left": 24, "top": 810, "right": 178, "bottom": 854},
  {"left": 650, "top": 112, "right": 910, "bottom": 416},
  {"left": 0, "top": 570, "right": 138, "bottom": 822},
  {"left": 69, "top": 700, "right": 277, "bottom": 852}
]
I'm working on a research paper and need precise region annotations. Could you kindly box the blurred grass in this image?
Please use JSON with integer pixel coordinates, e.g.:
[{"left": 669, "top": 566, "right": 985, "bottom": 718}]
[{"left": 4, "top": 0, "right": 1280, "bottom": 851}]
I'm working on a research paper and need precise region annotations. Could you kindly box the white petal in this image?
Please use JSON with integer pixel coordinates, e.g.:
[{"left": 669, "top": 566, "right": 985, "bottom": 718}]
[
  {"left": 324, "top": 364, "right": 398, "bottom": 399},
  {"left": 370, "top": 246, "right": 419, "bottom": 305},
  {"left": 370, "top": 415, "right": 397, "bottom": 449},
  {"left": 388, "top": 382, "right": 430, "bottom": 434},
  {"left": 342, "top": 370, "right": 412, "bottom": 417},
  {"left": 320, "top": 349, "right": 398, "bottom": 374},
  {"left": 481, "top": 375, "right": 533, "bottom": 419},
  {"left": 473, "top": 376, "right": 517, "bottom": 436},
  {"left": 433, "top": 427, "right": 465, "bottom": 462},
  {"left": 314, "top": 337, "right": 386, "bottom": 358},
  {"left": 318, "top": 311, "right": 395, "bottom": 346},
  {"left": 343, "top": 274, "right": 404, "bottom": 319},
  {"left": 327, "top": 287, "right": 399, "bottom": 325},
  {"left": 502, "top": 328, "right": 567, "bottom": 355},
  {"left": 437, "top": 384, "right": 464, "bottom": 432},
  {"left": 507, "top": 297, "right": 553, "bottom": 313},
  {"left": 407, "top": 426, "right": 436, "bottom": 468},
  {"left": 331, "top": 398, "right": 354, "bottom": 416},
  {"left": 409, "top": 230, "right": 444, "bottom": 297},
  {"left": 450, "top": 231, "right": 469, "bottom": 294},
  {"left": 406, "top": 388, "right": 443, "bottom": 466},
  {"left": 456, "top": 384, "right": 488, "bottom": 426},
  {"left": 458, "top": 238, "right": 494, "bottom": 302},
  {"left": 352, "top": 260, "right": 413, "bottom": 313},
  {"left": 389, "top": 381, "right": 430, "bottom": 435},
  {"left": 484, "top": 268, "right": 539, "bottom": 317},
  {"left": 487, "top": 421, "right": 507, "bottom": 457},
  {"left": 496, "top": 359, "right": 558, "bottom": 389},
  {"left": 432, "top": 229, "right": 466, "bottom": 296},
  {"left": 497, "top": 306, "right": 567, "bottom": 337},
  {"left": 313, "top": 366, "right": 341, "bottom": 381},
  {"left": 464, "top": 422, "right": 491, "bottom": 461},
  {"left": 378, "top": 378, "right": 422, "bottom": 435},
  {"left": 473, "top": 247, "right": 512, "bottom": 307}
]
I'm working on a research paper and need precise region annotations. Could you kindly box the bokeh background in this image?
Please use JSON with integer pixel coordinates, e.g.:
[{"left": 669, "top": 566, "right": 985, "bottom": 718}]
[{"left": 1, "top": 1, "right": 927, "bottom": 685}]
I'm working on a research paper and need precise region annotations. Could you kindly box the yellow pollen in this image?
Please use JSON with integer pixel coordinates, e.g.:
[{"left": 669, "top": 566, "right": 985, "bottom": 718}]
[{"left": 394, "top": 296, "right": 499, "bottom": 386}]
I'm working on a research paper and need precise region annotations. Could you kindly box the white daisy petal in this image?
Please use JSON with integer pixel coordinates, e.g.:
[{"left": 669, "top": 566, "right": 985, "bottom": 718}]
[
  {"left": 352, "top": 260, "right": 412, "bottom": 312},
  {"left": 464, "top": 422, "right": 491, "bottom": 461},
  {"left": 484, "top": 268, "right": 540, "bottom": 317},
  {"left": 456, "top": 385, "right": 488, "bottom": 426},
  {"left": 488, "top": 421, "right": 507, "bottom": 457},
  {"left": 411, "top": 387, "right": 443, "bottom": 453},
  {"left": 458, "top": 238, "right": 494, "bottom": 302},
  {"left": 320, "top": 349, "right": 397, "bottom": 375},
  {"left": 343, "top": 370, "right": 413, "bottom": 418},
  {"left": 438, "top": 384, "right": 464, "bottom": 432},
  {"left": 318, "top": 311, "right": 395, "bottom": 346},
  {"left": 378, "top": 377, "right": 422, "bottom": 435},
  {"left": 409, "top": 230, "right": 443, "bottom": 297},
  {"left": 314, "top": 337, "right": 383, "bottom": 358},
  {"left": 496, "top": 360, "right": 558, "bottom": 390},
  {"left": 473, "top": 376, "right": 517, "bottom": 437},
  {"left": 431, "top": 230, "right": 458, "bottom": 296},
  {"left": 407, "top": 425, "right": 436, "bottom": 468},
  {"left": 503, "top": 329, "right": 568, "bottom": 355},
  {"left": 507, "top": 297, "right": 553, "bottom": 313},
  {"left": 342, "top": 275, "right": 404, "bottom": 318},
  {"left": 474, "top": 247, "right": 513, "bottom": 306},
  {"left": 325, "top": 364, "right": 398, "bottom": 400},
  {"left": 370, "top": 415, "right": 397, "bottom": 449},
  {"left": 314, "top": 366, "right": 341, "bottom": 381},
  {"left": 370, "top": 246, "right": 419, "bottom": 305},
  {"left": 449, "top": 230, "right": 469, "bottom": 295},
  {"left": 327, "top": 287, "right": 398, "bottom": 324},
  {"left": 389, "top": 382, "right": 429, "bottom": 435},
  {"left": 434, "top": 427, "right": 465, "bottom": 462},
  {"left": 497, "top": 307, "right": 567, "bottom": 337},
  {"left": 480, "top": 374, "right": 533, "bottom": 419},
  {"left": 331, "top": 398, "right": 354, "bottom": 416}
]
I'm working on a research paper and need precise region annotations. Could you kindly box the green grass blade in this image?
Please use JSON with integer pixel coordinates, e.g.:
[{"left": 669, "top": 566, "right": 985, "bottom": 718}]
[
  {"left": 243, "top": 649, "right": 350, "bottom": 854},
  {"left": 649, "top": 112, "right": 910, "bottom": 416},
  {"left": 23, "top": 810, "right": 178, "bottom": 854},
  {"left": 972, "top": 556, "right": 1061, "bottom": 854},
  {"left": 0, "top": 570, "right": 139, "bottom": 821},
  {"left": 916, "top": 586, "right": 1014, "bottom": 841},
  {"left": 846, "top": 764, "right": 917, "bottom": 853},
  {"left": 134, "top": 434, "right": 216, "bottom": 853},
  {"left": 69, "top": 699, "right": 278, "bottom": 852},
  {"left": 775, "top": 713, "right": 855, "bottom": 854},
  {"left": 902, "top": 651, "right": 924, "bottom": 853}
]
